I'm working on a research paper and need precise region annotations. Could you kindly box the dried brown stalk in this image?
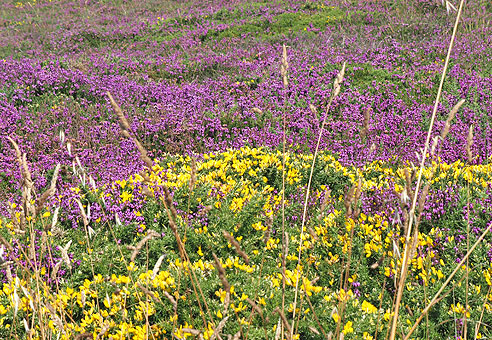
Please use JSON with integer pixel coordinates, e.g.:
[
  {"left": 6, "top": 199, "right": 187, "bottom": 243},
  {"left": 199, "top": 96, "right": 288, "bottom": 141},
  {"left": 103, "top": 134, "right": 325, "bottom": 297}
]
[
  {"left": 292, "top": 62, "right": 346, "bottom": 338},
  {"left": 50, "top": 261, "right": 62, "bottom": 284},
  {"left": 75, "top": 199, "right": 89, "bottom": 228},
  {"left": 210, "top": 316, "right": 229, "bottom": 340},
  {"left": 433, "top": 99, "right": 466, "bottom": 155},
  {"left": 360, "top": 107, "right": 372, "bottom": 139},
  {"left": 151, "top": 254, "right": 166, "bottom": 279},
  {"left": 7, "top": 137, "right": 34, "bottom": 227},
  {"left": 441, "top": 99, "right": 465, "bottom": 140},
  {"left": 390, "top": 0, "right": 466, "bottom": 336},
  {"left": 45, "top": 302, "right": 66, "bottom": 335},
  {"left": 136, "top": 283, "right": 161, "bottom": 303},
  {"left": 308, "top": 227, "right": 319, "bottom": 242},
  {"left": 130, "top": 230, "right": 160, "bottom": 262},
  {"left": 417, "top": 184, "right": 430, "bottom": 217},
  {"left": 212, "top": 253, "right": 230, "bottom": 292},
  {"left": 182, "top": 328, "right": 201, "bottom": 336},
  {"left": 404, "top": 168, "right": 414, "bottom": 201},
  {"left": 95, "top": 323, "right": 111, "bottom": 340},
  {"left": 223, "top": 231, "right": 249, "bottom": 265},
  {"left": 466, "top": 124, "right": 474, "bottom": 163},
  {"left": 110, "top": 92, "right": 213, "bottom": 328},
  {"left": 263, "top": 216, "right": 272, "bottom": 245},
  {"left": 280, "top": 44, "right": 289, "bottom": 88},
  {"left": 35, "top": 164, "right": 60, "bottom": 216},
  {"left": 274, "top": 307, "right": 293, "bottom": 340},
  {"left": 163, "top": 290, "right": 178, "bottom": 309},
  {"left": 252, "top": 107, "right": 263, "bottom": 115},
  {"left": 107, "top": 92, "right": 154, "bottom": 169},
  {"left": 246, "top": 298, "right": 264, "bottom": 319}
]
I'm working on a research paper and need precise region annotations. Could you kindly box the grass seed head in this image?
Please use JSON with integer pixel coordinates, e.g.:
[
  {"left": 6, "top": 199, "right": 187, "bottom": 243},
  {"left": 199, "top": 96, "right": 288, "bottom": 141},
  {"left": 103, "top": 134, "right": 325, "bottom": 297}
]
[
  {"left": 418, "top": 184, "right": 430, "bottom": 216},
  {"left": 223, "top": 230, "right": 249, "bottom": 265},
  {"left": 280, "top": 44, "right": 289, "bottom": 87},
  {"left": 466, "top": 124, "right": 474, "bottom": 163},
  {"left": 107, "top": 92, "right": 131, "bottom": 131},
  {"left": 252, "top": 107, "right": 263, "bottom": 115},
  {"left": 212, "top": 252, "right": 231, "bottom": 292},
  {"left": 130, "top": 230, "right": 160, "bottom": 262}
]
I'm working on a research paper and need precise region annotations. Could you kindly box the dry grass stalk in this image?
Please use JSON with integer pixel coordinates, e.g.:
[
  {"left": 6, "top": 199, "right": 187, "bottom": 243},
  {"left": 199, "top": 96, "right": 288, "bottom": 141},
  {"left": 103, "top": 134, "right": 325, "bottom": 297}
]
[
  {"left": 280, "top": 44, "right": 289, "bottom": 88},
  {"left": 246, "top": 298, "right": 264, "bottom": 319},
  {"left": 343, "top": 177, "right": 361, "bottom": 219},
  {"left": 7, "top": 137, "right": 34, "bottom": 227},
  {"left": 390, "top": 0, "right": 466, "bottom": 337},
  {"left": 252, "top": 107, "right": 263, "bottom": 115},
  {"left": 136, "top": 283, "right": 161, "bottom": 303},
  {"left": 279, "top": 43, "right": 290, "bottom": 340},
  {"left": 274, "top": 317, "right": 282, "bottom": 340},
  {"left": 320, "top": 189, "right": 331, "bottom": 213},
  {"left": 50, "top": 261, "right": 63, "bottom": 282},
  {"left": 466, "top": 124, "right": 474, "bottom": 163},
  {"left": 274, "top": 307, "right": 293, "bottom": 340},
  {"left": 40, "top": 231, "right": 48, "bottom": 262},
  {"left": 0, "top": 235, "right": 29, "bottom": 278},
  {"left": 5, "top": 264, "right": 13, "bottom": 284},
  {"left": 292, "top": 62, "right": 346, "bottom": 337},
  {"left": 433, "top": 99, "right": 465, "bottom": 156},
  {"left": 417, "top": 184, "right": 430, "bottom": 217},
  {"left": 107, "top": 92, "right": 154, "bottom": 169},
  {"left": 308, "top": 326, "right": 320, "bottom": 335},
  {"left": 45, "top": 302, "right": 66, "bottom": 335},
  {"left": 309, "top": 104, "right": 318, "bottom": 121},
  {"left": 430, "top": 136, "right": 440, "bottom": 156},
  {"left": 223, "top": 231, "right": 249, "bottom": 265},
  {"left": 360, "top": 107, "right": 372, "bottom": 139},
  {"left": 210, "top": 315, "right": 229, "bottom": 340},
  {"left": 162, "top": 186, "right": 179, "bottom": 228},
  {"left": 59, "top": 240, "right": 73, "bottom": 270},
  {"left": 308, "top": 227, "right": 319, "bottom": 242},
  {"left": 95, "top": 323, "right": 111, "bottom": 340},
  {"left": 163, "top": 290, "right": 178, "bottom": 309},
  {"left": 344, "top": 183, "right": 356, "bottom": 217},
  {"left": 212, "top": 253, "right": 231, "bottom": 292},
  {"left": 283, "top": 232, "right": 289, "bottom": 262},
  {"left": 130, "top": 229, "right": 160, "bottom": 262},
  {"left": 107, "top": 92, "right": 130, "bottom": 130},
  {"left": 404, "top": 244, "right": 480, "bottom": 339},
  {"left": 75, "top": 199, "right": 89, "bottom": 228},
  {"left": 303, "top": 291, "right": 329, "bottom": 340},
  {"left": 353, "top": 177, "right": 362, "bottom": 218},
  {"left": 151, "top": 254, "right": 166, "bottom": 279},
  {"left": 404, "top": 168, "right": 414, "bottom": 202},
  {"left": 182, "top": 328, "right": 201, "bottom": 336},
  {"left": 35, "top": 164, "right": 60, "bottom": 216},
  {"left": 441, "top": 99, "right": 465, "bottom": 140},
  {"left": 110, "top": 92, "right": 214, "bottom": 329}
]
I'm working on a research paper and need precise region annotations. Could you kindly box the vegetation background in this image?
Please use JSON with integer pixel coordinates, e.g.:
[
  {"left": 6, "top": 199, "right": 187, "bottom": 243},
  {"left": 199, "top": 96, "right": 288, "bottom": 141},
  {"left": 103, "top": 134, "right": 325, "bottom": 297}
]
[{"left": 0, "top": 0, "right": 491, "bottom": 339}]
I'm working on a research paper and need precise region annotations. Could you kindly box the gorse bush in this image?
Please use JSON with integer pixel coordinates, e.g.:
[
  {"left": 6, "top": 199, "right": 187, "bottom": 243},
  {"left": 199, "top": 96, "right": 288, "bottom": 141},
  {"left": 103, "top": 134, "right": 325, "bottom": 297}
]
[{"left": 2, "top": 142, "right": 492, "bottom": 338}]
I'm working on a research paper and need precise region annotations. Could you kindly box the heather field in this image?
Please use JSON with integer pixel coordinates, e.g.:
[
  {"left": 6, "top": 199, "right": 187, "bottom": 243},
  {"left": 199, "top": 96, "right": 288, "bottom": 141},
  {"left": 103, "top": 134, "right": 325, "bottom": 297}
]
[{"left": 0, "top": 0, "right": 492, "bottom": 339}]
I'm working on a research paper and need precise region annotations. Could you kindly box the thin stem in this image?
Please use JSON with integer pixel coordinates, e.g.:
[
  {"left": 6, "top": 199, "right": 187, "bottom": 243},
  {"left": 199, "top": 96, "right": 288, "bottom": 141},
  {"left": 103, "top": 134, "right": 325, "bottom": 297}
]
[{"left": 389, "top": 1, "right": 466, "bottom": 338}]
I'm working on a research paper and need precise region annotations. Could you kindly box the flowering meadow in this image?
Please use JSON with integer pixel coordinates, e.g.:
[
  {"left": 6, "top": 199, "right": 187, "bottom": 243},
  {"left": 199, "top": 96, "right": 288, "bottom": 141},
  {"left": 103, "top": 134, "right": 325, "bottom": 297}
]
[{"left": 0, "top": 0, "right": 492, "bottom": 339}]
